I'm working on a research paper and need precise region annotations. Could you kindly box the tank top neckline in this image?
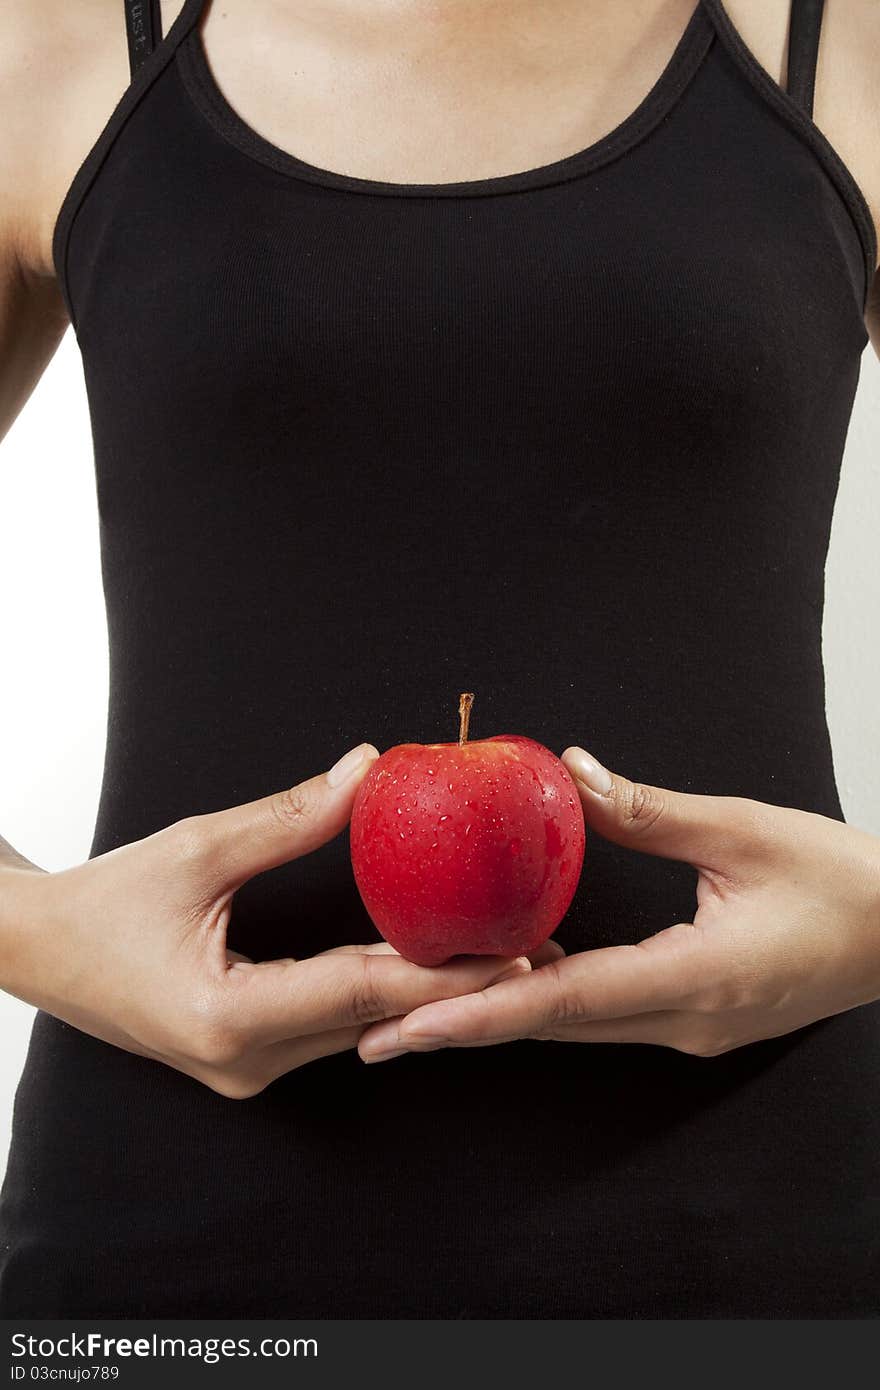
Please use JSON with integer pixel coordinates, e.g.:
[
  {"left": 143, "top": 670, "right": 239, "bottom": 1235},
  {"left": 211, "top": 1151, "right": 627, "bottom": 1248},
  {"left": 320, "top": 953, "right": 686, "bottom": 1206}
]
[
  {"left": 50, "top": 0, "right": 878, "bottom": 326},
  {"left": 176, "top": 0, "right": 712, "bottom": 200}
]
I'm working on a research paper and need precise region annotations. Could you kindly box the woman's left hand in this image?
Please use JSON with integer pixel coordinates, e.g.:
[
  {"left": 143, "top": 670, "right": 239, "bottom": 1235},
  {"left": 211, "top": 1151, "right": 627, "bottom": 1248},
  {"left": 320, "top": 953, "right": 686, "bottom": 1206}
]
[{"left": 358, "top": 748, "right": 880, "bottom": 1062}]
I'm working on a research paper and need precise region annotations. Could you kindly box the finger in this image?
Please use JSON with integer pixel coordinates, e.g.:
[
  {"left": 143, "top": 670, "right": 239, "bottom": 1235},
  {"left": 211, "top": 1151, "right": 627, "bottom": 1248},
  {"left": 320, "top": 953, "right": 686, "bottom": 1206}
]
[
  {"left": 180, "top": 743, "right": 380, "bottom": 892},
  {"left": 356, "top": 940, "right": 563, "bottom": 1059},
  {"left": 546, "top": 1009, "right": 688, "bottom": 1047},
  {"left": 200, "top": 1024, "right": 364, "bottom": 1099},
  {"left": 358, "top": 1015, "right": 407, "bottom": 1062},
  {"left": 393, "top": 939, "right": 703, "bottom": 1050},
  {"left": 232, "top": 949, "right": 532, "bottom": 1047},
  {"left": 525, "top": 938, "right": 566, "bottom": 967},
  {"left": 232, "top": 944, "right": 402, "bottom": 971},
  {"left": 560, "top": 746, "right": 769, "bottom": 871},
  {"left": 259, "top": 1023, "right": 363, "bottom": 1075},
  {"left": 226, "top": 948, "right": 254, "bottom": 966},
  {"left": 314, "top": 941, "right": 401, "bottom": 957},
  {"left": 550, "top": 1009, "right": 738, "bottom": 1057},
  {"left": 321, "top": 939, "right": 563, "bottom": 964}
]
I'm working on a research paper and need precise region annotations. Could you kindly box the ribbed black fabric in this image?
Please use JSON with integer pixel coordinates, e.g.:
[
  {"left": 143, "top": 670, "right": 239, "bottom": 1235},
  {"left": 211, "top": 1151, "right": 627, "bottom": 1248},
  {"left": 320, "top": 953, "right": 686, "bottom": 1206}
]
[{"left": 1, "top": 0, "right": 878, "bottom": 1316}]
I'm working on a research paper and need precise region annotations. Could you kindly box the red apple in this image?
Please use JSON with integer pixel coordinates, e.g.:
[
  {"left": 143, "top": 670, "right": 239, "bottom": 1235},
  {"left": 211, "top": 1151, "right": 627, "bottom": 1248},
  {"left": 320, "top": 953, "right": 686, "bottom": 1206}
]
[{"left": 349, "top": 693, "right": 586, "bottom": 965}]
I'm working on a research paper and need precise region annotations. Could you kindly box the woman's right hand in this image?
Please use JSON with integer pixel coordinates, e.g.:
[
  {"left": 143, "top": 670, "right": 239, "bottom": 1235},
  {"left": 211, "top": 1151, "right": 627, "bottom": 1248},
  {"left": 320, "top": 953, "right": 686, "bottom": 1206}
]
[{"left": 0, "top": 742, "right": 544, "bottom": 1098}]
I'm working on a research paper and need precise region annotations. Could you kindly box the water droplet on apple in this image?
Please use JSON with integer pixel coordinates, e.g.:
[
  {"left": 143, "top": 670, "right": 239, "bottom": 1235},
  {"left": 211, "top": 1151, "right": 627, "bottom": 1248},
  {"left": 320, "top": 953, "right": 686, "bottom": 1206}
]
[
  {"left": 399, "top": 831, "right": 405, "bottom": 839},
  {"left": 439, "top": 815, "right": 449, "bottom": 822},
  {"left": 447, "top": 783, "right": 454, "bottom": 792},
  {"left": 427, "top": 768, "right": 435, "bottom": 776},
  {"left": 465, "top": 823, "right": 472, "bottom": 835}
]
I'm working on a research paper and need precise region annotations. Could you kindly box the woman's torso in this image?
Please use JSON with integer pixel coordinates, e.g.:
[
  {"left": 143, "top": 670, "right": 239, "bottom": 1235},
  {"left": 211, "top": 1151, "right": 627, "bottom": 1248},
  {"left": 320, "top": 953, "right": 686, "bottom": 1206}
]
[{"left": 2, "top": 0, "right": 879, "bottom": 1316}]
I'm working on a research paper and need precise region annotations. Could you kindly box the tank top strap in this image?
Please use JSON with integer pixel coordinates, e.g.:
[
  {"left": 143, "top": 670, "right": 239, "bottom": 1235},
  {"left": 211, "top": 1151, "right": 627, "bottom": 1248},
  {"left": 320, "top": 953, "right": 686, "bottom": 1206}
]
[
  {"left": 124, "top": 0, "right": 164, "bottom": 78},
  {"left": 786, "top": 0, "right": 825, "bottom": 118},
  {"left": 53, "top": 0, "right": 210, "bottom": 332}
]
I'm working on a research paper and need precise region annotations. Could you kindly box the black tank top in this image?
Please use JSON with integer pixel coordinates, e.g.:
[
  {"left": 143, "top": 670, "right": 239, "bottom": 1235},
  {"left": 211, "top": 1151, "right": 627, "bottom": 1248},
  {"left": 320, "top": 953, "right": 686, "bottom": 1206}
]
[{"left": 2, "top": 0, "right": 878, "bottom": 1317}]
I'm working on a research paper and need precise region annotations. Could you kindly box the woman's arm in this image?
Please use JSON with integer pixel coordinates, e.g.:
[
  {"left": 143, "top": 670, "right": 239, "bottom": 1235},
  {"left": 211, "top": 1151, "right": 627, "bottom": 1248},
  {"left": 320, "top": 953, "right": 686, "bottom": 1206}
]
[
  {"left": 0, "top": 5, "right": 73, "bottom": 442},
  {"left": 0, "top": 6, "right": 76, "bottom": 885}
]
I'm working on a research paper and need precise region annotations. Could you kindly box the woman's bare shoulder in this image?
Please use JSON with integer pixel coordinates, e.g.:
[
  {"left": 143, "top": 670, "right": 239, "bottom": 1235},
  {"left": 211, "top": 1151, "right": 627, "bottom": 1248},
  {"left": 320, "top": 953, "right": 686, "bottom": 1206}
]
[
  {"left": 723, "top": 0, "right": 880, "bottom": 268},
  {"left": 5, "top": 0, "right": 188, "bottom": 281},
  {"left": 817, "top": 0, "right": 880, "bottom": 340}
]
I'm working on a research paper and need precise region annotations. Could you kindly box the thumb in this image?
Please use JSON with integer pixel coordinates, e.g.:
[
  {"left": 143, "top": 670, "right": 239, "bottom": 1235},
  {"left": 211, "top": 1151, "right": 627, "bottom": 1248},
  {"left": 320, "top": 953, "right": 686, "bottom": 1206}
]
[
  {"left": 185, "top": 742, "right": 380, "bottom": 892},
  {"left": 560, "top": 745, "right": 758, "bottom": 869}
]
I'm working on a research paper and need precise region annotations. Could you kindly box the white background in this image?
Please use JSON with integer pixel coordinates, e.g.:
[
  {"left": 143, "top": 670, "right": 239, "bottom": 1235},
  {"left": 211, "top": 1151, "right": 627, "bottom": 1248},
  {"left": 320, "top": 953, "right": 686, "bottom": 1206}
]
[{"left": 1, "top": 330, "right": 879, "bottom": 1181}]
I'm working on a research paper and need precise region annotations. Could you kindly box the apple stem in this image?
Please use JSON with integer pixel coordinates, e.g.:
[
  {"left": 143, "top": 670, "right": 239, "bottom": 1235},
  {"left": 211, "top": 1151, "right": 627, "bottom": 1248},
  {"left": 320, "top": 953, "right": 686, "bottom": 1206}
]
[{"left": 458, "top": 691, "right": 474, "bottom": 747}]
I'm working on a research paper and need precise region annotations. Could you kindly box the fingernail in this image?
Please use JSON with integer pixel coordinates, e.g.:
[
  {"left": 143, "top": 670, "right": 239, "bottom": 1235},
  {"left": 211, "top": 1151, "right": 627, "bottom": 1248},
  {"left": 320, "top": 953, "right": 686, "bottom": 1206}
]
[
  {"left": 565, "top": 746, "right": 613, "bottom": 796},
  {"left": 326, "top": 743, "right": 373, "bottom": 787},
  {"left": 363, "top": 1047, "right": 408, "bottom": 1065},
  {"left": 400, "top": 1012, "right": 455, "bottom": 1047},
  {"left": 487, "top": 956, "right": 531, "bottom": 986},
  {"left": 360, "top": 1020, "right": 400, "bottom": 1058}
]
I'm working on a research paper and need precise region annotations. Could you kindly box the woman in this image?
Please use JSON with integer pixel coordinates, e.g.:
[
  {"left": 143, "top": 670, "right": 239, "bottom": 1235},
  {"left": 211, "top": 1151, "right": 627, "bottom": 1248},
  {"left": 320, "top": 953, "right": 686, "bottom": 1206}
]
[{"left": 0, "top": 0, "right": 878, "bottom": 1317}]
